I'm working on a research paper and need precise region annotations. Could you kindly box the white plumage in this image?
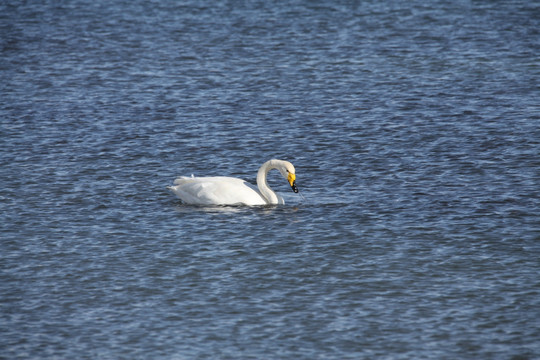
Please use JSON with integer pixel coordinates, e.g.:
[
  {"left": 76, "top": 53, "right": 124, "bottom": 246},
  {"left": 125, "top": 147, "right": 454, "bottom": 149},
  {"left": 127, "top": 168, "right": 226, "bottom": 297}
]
[{"left": 168, "top": 159, "right": 298, "bottom": 206}]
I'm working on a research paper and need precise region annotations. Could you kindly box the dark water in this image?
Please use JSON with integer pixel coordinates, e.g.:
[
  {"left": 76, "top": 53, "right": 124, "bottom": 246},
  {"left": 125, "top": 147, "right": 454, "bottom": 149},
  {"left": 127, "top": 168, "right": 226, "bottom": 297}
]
[{"left": 1, "top": 0, "right": 539, "bottom": 358}]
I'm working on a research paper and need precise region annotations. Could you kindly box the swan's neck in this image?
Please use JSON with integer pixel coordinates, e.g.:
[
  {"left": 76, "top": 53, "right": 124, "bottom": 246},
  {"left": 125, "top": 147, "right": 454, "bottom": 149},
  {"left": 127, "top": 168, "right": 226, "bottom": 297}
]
[{"left": 256, "top": 160, "right": 282, "bottom": 205}]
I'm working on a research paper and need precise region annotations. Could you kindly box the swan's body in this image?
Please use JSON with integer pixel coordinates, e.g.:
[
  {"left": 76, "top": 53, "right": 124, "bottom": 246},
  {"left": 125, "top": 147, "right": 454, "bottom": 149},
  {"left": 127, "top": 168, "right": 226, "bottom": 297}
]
[{"left": 168, "top": 159, "right": 298, "bottom": 206}]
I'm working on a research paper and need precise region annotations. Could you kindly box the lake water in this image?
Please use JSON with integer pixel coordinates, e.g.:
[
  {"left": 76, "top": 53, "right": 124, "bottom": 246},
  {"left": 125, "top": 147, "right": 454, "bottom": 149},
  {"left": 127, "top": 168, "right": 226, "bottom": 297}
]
[{"left": 1, "top": 1, "right": 539, "bottom": 358}]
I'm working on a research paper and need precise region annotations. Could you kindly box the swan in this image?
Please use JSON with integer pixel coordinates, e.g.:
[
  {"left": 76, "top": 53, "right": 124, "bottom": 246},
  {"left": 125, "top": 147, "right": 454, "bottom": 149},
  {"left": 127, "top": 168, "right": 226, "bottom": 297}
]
[{"left": 168, "top": 159, "right": 299, "bottom": 206}]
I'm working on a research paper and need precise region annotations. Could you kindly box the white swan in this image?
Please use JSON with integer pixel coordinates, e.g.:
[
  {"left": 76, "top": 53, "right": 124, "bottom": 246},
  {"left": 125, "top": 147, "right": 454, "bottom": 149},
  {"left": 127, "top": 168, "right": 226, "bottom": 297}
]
[{"left": 168, "top": 159, "right": 299, "bottom": 206}]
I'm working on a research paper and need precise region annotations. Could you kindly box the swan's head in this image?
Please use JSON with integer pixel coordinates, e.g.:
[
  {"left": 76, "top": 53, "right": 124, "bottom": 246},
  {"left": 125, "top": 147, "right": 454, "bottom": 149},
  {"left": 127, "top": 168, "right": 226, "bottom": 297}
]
[{"left": 279, "top": 161, "right": 298, "bottom": 193}]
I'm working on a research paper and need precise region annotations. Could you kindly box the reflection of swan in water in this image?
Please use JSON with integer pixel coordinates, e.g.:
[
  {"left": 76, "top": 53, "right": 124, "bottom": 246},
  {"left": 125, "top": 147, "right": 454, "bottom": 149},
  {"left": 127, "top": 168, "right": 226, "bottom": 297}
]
[{"left": 168, "top": 159, "right": 299, "bottom": 206}]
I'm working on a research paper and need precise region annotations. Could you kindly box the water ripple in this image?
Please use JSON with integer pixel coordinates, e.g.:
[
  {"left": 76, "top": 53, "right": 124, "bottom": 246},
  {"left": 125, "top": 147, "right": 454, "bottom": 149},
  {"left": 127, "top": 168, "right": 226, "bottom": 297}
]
[{"left": 1, "top": 0, "right": 539, "bottom": 359}]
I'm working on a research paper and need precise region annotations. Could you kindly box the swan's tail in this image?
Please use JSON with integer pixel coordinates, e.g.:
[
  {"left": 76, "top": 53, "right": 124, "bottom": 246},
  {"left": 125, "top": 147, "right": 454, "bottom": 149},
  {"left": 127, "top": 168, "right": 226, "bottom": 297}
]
[{"left": 173, "top": 175, "right": 195, "bottom": 186}]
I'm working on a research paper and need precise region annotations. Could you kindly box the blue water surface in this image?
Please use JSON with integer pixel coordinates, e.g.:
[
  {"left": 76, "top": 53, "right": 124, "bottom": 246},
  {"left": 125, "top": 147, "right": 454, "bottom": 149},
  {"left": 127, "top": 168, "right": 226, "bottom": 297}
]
[{"left": 1, "top": 1, "right": 539, "bottom": 359}]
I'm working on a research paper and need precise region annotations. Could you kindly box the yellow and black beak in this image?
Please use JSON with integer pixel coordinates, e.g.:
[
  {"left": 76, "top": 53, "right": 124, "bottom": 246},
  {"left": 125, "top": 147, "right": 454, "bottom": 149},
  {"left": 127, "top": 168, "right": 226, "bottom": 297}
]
[{"left": 287, "top": 172, "right": 298, "bottom": 193}]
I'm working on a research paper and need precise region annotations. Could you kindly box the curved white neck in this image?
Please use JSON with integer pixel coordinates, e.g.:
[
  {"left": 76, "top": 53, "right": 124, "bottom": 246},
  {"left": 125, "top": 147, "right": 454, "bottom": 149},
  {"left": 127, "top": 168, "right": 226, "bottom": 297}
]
[{"left": 256, "top": 160, "right": 283, "bottom": 204}]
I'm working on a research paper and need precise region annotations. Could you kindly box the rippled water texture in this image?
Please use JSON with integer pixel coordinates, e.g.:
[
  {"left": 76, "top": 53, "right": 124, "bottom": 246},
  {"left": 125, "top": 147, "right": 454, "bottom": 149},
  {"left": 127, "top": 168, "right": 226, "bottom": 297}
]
[{"left": 1, "top": 1, "right": 539, "bottom": 359}]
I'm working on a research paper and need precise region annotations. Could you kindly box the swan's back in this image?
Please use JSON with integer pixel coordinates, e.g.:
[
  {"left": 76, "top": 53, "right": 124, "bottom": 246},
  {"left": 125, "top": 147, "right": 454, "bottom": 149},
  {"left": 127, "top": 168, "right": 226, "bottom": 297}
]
[{"left": 169, "top": 176, "right": 267, "bottom": 206}]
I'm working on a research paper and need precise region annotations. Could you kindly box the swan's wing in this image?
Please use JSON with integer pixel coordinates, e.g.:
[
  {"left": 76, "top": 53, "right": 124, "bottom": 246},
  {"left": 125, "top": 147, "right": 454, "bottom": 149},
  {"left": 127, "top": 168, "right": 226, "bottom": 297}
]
[{"left": 169, "top": 176, "right": 267, "bottom": 205}]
